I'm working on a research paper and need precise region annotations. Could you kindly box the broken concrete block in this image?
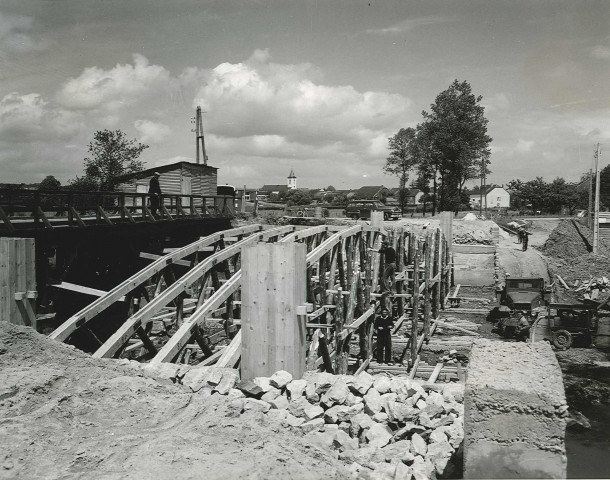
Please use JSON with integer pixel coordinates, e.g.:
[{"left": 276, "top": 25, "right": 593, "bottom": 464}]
[
  {"left": 392, "top": 422, "right": 426, "bottom": 442},
  {"left": 235, "top": 380, "right": 264, "bottom": 398},
  {"left": 305, "top": 429, "right": 336, "bottom": 452},
  {"left": 180, "top": 365, "right": 212, "bottom": 391},
  {"left": 282, "top": 412, "right": 305, "bottom": 428},
  {"left": 206, "top": 368, "right": 223, "bottom": 386},
  {"left": 337, "top": 404, "right": 364, "bottom": 423},
  {"left": 303, "top": 372, "right": 335, "bottom": 394},
  {"left": 373, "top": 375, "right": 392, "bottom": 394},
  {"left": 299, "top": 418, "right": 325, "bottom": 434},
  {"left": 365, "top": 423, "right": 393, "bottom": 448},
  {"left": 418, "top": 412, "right": 435, "bottom": 428},
  {"left": 261, "top": 386, "right": 281, "bottom": 402},
  {"left": 363, "top": 387, "right": 383, "bottom": 415},
  {"left": 410, "top": 433, "right": 427, "bottom": 456},
  {"left": 425, "top": 440, "right": 454, "bottom": 476},
  {"left": 269, "top": 370, "right": 293, "bottom": 389},
  {"left": 214, "top": 370, "right": 239, "bottom": 395},
  {"left": 269, "top": 396, "right": 289, "bottom": 410},
  {"left": 339, "top": 446, "right": 386, "bottom": 469},
  {"left": 345, "top": 392, "right": 363, "bottom": 406},
  {"left": 338, "top": 421, "right": 351, "bottom": 434},
  {"left": 286, "top": 379, "right": 307, "bottom": 400},
  {"left": 253, "top": 376, "right": 272, "bottom": 392},
  {"left": 427, "top": 390, "right": 445, "bottom": 408},
  {"left": 389, "top": 376, "right": 407, "bottom": 393},
  {"left": 381, "top": 439, "right": 411, "bottom": 462},
  {"left": 324, "top": 405, "right": 350, "bottom": 424},
  {"left": 242, "top": 398, "right": 271, "bottom": 414},
  {"left": 333, "top": 430, "right": 359, "bottom": 452},
  {"left": 443, "top": 383, "right": 465, "bottom": 403},
  {"left": 303, "top": 404, "right": 324, "bottom": 421},
  {"left": 372, "top": 412, "right": 388, "bottom": 423},
  {"left": 429, "top": 426, "right": 449, "bottom": 444},
  {"left": 350, "top": 412, "right": 375, "bottom": 437},
  {"left": 380, "top": 391, "right": 398, "bottom": 404},
  {"left": 322, "top": 380, "right": 350, "bottom": 406},
  {"left": 393, "top": 461, "right": 413, "bottom": 480},
  {"left": 411, "top": 455, "right": 431, "bottom": 480},
  {"left": 288, "top": 396, "right": 311, "bottom": 418},
  {"left": 305, "top": 382, "right": 320, "bottom": 402},
  {"left": 227, "top": 398, "right": 244, "bottom": 417},
  {"left": 142, "top": 362, "right": 185, "bottom": 383},
  {"left": 350, "top": 371, "right": 374, "bottom": 395},
  {"left": 227, "top": 388, "right": 245, "bottom": 400},
  {"left": 266, "top": 408, "right": 289, "bottom": 423},
  {"left": 415, "top": 398, "right": 427, "bottom": 410},
  {"left": 382, "top": 400, "right": 402, "bottom": 423}
]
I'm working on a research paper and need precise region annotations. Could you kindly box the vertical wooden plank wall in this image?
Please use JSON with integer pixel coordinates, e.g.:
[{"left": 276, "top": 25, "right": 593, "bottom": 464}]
[
  {"left": 241, "top": 242, "right": 307, "bottom": 380},
  {"left": 0, "top": 238, "right": 36, "bottom": 326}
]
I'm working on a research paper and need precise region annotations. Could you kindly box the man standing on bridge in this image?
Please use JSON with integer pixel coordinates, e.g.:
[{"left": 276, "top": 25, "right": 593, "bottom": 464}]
[
  {"left": 522, "top": 230, "right": 529, "bottom": 251},
  {"left": 149, "top": 172, "right": 162, "bottom": 218},
  {"left": 379, "top": 240, "right": 397, "bottom": 292},
  {"left": 375, "top": 307, "right": 394, "bottom": 364}
]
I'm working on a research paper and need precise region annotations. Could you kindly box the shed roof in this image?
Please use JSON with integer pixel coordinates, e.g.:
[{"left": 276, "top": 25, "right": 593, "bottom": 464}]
[{"left": 117, "top": 161, "right": 217, "bottom": 183}]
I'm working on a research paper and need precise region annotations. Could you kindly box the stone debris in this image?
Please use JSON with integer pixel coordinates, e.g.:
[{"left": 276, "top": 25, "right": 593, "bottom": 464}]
[{"left": 180, "top": 366, "right": 464, "bottom": 477}]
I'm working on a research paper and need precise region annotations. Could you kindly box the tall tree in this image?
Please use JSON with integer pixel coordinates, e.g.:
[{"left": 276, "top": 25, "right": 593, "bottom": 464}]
[
  {"left": 417, "top": 80, "right": 492, "bottom": 212},
  {"left": 39, "top": 175, "right": 61, "bottom": 190},
  {"left": 79, "top": 129, "right": 148, "bottom": 191},
  {"left": 384, "top": 127, "right": 417, "bottom": 214}
]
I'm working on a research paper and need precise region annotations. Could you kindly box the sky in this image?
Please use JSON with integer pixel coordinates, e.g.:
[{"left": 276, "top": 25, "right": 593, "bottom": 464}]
[{"left": 1, "top": 0, "right": 610, "bottom": 190}]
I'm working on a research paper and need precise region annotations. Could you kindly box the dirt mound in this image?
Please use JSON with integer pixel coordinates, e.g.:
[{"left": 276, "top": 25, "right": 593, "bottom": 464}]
[{"left": 0, "top": 322, "right": 348, "bottom": 480}]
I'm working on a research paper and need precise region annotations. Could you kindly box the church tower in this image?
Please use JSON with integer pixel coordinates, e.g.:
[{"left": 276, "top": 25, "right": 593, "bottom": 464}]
[{"left": 287, "top": 168, "right": 296, "bottom": 190}]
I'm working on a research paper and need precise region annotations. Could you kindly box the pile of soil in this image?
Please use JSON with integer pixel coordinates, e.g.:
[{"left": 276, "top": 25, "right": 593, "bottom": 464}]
[
  {"left": 556, "top": 348, "right": 610, "bottom": 407},
  {"left": 539, "top": 220, "right": 610, "bottom": 291},
  {"left": 0, "top": 322, "right": 348, "bottom": 479}
]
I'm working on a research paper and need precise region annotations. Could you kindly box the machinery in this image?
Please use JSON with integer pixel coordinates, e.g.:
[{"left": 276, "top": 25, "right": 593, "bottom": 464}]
[
  {"left": 345, "top": 201, "right": 400, "bottom": 221},
  {"left": 489, "top": 277, "right": 552, "bottom": 338},
  {"left": 530, "top": 303, "right": 598, "bottom": 349}
]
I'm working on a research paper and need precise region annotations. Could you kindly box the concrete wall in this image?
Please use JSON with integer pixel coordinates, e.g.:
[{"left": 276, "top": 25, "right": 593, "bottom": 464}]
[
  {"left": 464, "top": 339, "right": 568, "bottom": 479},
  {"left": 452, "top": 245, "right": 495, "bottom": 286}
]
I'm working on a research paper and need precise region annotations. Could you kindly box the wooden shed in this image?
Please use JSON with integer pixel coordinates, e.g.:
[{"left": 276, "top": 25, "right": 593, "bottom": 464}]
[{"left": 116, "top": 162, "right": 218, "bottom": 205}]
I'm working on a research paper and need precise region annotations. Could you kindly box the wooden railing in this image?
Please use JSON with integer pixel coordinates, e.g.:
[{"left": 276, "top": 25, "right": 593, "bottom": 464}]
[{"left": 0, "top": 188, "right": 235, "bottom": 230}]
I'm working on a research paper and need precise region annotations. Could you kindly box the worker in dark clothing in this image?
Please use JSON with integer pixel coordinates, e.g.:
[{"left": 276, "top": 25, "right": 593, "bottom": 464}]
[
  {"left": 149, "top": 172, "right": 162, "bottom": 218},
  {"left": 379, "top": 240, "right": 397, "bottom": 292},
  {"left": 517, "top": 227, "right": 523, "bottom": 244},
  {"left": 375, "top": 307, "right": 394, "bottom": 364},
  {"left": 522, "top": 230, "right": 529, "bottom": 251},
  {"left": 515, "top": 312, "right": 531, "bottom": 342}
]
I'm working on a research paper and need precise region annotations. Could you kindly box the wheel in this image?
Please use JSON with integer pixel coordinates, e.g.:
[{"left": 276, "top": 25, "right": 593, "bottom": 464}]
[
  {"left": 384, "top": 213, "right": 390, "bottom": 221},
  {"left": 351, "top": 214, "right": 359, "bottom": 220},
  {"left": 296, "top": 210, "right": 304, "bottom": 217},
  {"left": 552, "top": 330, "right": 573, "bottom": 350}
]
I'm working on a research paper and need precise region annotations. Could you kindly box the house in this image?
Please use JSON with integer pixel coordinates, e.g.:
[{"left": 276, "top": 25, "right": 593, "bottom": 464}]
[
  {"left": 349, "top": 186, "right": 390, "bottom": 201},
  {"left": 115, "top": 161, "right": 218, "bottom": 206},
  {"left": 388, "top": 188, "right": 424, "bottom": 206},
  {"left": 258, "top": 184, "right": 290, "bottom": 200},
  {"left": 469, "top": 185, "right": 511, "bottom": 209}
]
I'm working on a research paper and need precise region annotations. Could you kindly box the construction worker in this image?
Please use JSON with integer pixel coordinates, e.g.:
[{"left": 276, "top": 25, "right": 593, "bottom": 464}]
[
  {"left": 375, "top": 307, "right": 394, "bottom": 364},
  {"left": 517, "top": 227, "right": 523, "bottom": 244},
  {"left": 379, "top": 240, "right": 397, "bottom": 292},
  {"left": 149, "top": 172, "right": 162, "bottom": 218},
  {"left": 515, "top": 311, "right": 531, "bottom": 342},
  {"left": 522, "top": 230, "right": 529, "bottom": 251}
]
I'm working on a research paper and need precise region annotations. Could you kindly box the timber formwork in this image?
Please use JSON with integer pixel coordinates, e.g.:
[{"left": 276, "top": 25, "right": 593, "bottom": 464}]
[{"left": 48, "top": 222, "right": 452, "bottom": 377}]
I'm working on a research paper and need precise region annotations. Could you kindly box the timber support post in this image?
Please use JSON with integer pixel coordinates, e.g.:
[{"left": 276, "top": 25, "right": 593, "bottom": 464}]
[
  {"left": 241, "top": 242, "right": 307, "bottom": 381},
  {"left": 1, "top": 238, "right": 37, "bottom": 328}
]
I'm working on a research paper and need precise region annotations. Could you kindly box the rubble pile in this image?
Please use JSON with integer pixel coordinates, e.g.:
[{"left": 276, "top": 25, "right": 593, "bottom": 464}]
[
  {"left": 567, "top": 276, "right": 610, "bottom": 301},
  {"left": 160, "top": 363, "right": 465, "bottom": 479}
]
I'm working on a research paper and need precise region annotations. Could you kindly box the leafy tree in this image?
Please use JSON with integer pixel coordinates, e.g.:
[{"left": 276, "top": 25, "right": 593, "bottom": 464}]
[
  {"left": 326, "top": 185, "right": 336, "bottom": 192},
  {"left": 416, "top": 80, "right": 492, "bottom": 212},
  {"left": 39, "top": 175, "right": 61, "bottom": 190},
  {"left": 284, "top": 189, "right": 312, "bottom": 206},
  {"left": 331, "top": 192, "right": 348, "bottom": 205},
  {"left": 80, "top": 129, "right": 148, "bottom": 191},
  {"left": 384, "top": 128, "right": 417, "bottom": 214}
]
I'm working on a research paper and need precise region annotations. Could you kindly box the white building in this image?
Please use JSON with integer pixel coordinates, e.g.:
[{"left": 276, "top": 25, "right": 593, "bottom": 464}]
[
  {"left": 288, "top": 169, "right": 297, "bottom": 190},
  {"left": 470, "top": 186, "right": 511, "bottom": 209}
]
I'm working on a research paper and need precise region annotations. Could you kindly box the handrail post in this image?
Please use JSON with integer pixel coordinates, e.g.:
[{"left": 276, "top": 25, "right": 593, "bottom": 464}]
[{"left": 33, "top": 191, "right": 40, "bottom": 227}]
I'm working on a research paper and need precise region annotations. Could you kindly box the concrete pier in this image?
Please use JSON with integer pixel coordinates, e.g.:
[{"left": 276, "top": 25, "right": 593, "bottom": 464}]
[{"left": 464, "top": 339, "right": 568, "bottom": 479}]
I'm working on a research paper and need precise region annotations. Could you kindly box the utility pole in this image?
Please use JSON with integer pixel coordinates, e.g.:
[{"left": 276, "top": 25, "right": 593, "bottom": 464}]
[
  {"left": 194, "top": 106, "right": 208, "bottom": 165},
  {"left": 479, "top": 157, "right": 483, "bottom": 216},
  {"left": 588, "top": 168, "right": 593, "bottom": 229},
  {"left": 593, "top": 144, "right": 601, "bottom": 254}
]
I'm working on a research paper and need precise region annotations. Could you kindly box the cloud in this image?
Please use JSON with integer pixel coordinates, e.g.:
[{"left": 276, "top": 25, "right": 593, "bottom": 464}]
[
  {"left": 482, "top": 93, "right": 510, "bottom": 114},
  {"left": 515, "top": 139, "right": 534, "bottom": 153},
  {"left": 0, "top": 92, "right": 81, "bottom": 143},
  {"left": 56, "top": 54, "right": 174, "bottom": 111},
  {"left": 365, "top": 16, "right": 450, "bottom": 35},
  {"left": 134, "top": 119, "right": 172, "bottom": 144},
  {"left": 591, "top": 45, "right": 610, "bottom": 60},
  {"left": 0, "top": 11, "right": 48, "bottom": 54}
]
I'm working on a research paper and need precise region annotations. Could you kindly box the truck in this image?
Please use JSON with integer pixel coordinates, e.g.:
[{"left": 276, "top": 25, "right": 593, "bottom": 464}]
[
  {"left": 530, "top": 303, "right": 598, "bottom": 349},
  {"left": 345, "top": 201, "right": 400, "bottom": 221},
  {"left": 489, "top": 277, "right": 552, "bottom": 338}
]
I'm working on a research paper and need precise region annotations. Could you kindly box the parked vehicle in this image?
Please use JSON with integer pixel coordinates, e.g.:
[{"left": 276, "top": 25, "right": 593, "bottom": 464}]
[
  {"left": 530, "top": 303, "right": 598, "bottom": 349},
  {"left": 345, "top": 201, "right": 400, "bottom": 221}
]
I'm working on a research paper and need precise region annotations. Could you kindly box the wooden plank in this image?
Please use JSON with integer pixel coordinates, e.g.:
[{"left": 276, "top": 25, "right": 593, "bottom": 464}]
[
  {"left": 241, "top": 242, "right": 307, "bottom": 380},
  {"left": 97, "top": 206, "right": 113, "bottom": 225},
  {"left": 140, "top": 252, "right": 191, "bottom": 268},
  {"left": 215, "top": 330, "right": 242, "bottom": 368},
  {"left": 423, "top": 233, "right": 432, "bottom": 340},
  {"left": 199, "top": 347, "right": 226, "bottom": 366},
  {"left": 35, "top": 207, "right": 53, "bottom": 229},
  {"left": 428, "top": 363, "right": 443, "bottom": 383},
  {"left": 306, "top": 329, "right": 321, "bottom": 370},
  {"left": 51, "top": 282, "right": 126, "bottom": 300},
  {"left": 408, "top": 355, "right": 420, "bottom": 379},
  {"left": 410, "top": 241, "right": 420, "bottom": 367},
  {"left": 0, "top": 206, "right": 16, "bottom": 232},
  {"left": 354, "top": 358, "right": 370, "bottom": 375},
  {"left": 434, "top": 320, "right": 480, "bottom": 336}
]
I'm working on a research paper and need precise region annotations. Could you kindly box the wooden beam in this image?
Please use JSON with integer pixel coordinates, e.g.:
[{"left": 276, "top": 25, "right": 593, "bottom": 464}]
[
  {"left": 0, "top": 206, "right": 15, "bottom": 232},
  {"left": 428, "top": 363, "right": 443, "bottom": 383},
  {"left": 215, "top": 330, "right": 242, "bottom": 368}
]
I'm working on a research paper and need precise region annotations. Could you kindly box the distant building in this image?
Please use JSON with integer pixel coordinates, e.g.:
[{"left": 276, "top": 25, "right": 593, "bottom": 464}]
[
  {"left": 388, "top": 188, "right": 424, "bottom": 206},
  {"left": 469, "top": 185, "right": 510, "bottom": 209},
  {"left": 288, "top": 169, "right": 297, "bottom": 190},
  {"left": 349, "top": 186, "right": 390, "bottom": 201}
]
